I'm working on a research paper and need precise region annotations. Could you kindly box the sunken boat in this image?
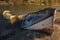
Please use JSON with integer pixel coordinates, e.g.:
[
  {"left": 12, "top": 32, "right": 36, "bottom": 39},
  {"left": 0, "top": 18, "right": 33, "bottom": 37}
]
[{"left": 0, "top": 8, "right": 56, "bottom": 40}]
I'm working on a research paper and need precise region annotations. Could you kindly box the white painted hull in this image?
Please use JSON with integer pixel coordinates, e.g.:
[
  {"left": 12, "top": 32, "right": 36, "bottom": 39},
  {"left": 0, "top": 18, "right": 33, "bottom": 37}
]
[{"left": 26, "top": 16, "right": 53, "bottom": 30}]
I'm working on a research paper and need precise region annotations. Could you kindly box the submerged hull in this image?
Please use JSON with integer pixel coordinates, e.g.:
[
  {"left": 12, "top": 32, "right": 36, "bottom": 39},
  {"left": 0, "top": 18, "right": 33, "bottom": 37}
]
[{"left": 21, "top": 8, "right": 55, "bottom": 30}]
